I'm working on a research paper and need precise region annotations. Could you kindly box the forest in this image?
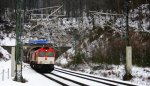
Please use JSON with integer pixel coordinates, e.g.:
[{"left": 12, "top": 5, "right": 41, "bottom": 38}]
[{"left": 0, "top": 0, "right": 149, "bottom": 16}]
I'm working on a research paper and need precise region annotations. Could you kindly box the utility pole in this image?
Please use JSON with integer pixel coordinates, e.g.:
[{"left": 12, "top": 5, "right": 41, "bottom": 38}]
[
  {"left": 14, "top": 0, "right": 24, "bottom": 82},
  {"left": 123, "top": 0, "right": 132, "bottom": 80}
]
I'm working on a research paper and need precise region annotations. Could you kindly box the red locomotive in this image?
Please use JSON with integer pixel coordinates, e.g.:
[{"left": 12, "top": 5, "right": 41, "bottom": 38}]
[{"left": 30, "top": 47, "right": 56, "bottom": 72}]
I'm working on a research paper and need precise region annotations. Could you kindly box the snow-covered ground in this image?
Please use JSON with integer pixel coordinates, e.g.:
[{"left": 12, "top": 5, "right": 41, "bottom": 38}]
[
  {"left": 0, "top": 61, "right": 61, "bottom": 86},
  {"left": 74, "top": 64, "right": 150, "bottom": 86}
]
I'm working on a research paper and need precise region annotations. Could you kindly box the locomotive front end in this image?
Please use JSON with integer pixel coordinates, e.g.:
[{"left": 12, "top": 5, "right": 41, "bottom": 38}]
[{"left": 30, "top": 47, "right": 56, "bottom": 72}]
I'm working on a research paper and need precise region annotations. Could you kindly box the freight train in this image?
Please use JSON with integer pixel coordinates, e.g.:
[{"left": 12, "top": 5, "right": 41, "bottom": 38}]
[{"left": 30, "top": 47, "right": 56, "bottom": 72}]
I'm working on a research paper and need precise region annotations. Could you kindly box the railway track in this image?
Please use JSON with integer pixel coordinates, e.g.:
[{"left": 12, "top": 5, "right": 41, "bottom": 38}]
[
  {"left": 41, "top": 71, "right": 88, "bottom": 86},
  {"left": 53, "top": 67, "right": 137, "bottom": 86},
  {"left": 41, "top": 74, "right": 69, "bottom": 86},
  {"left": 42, "top": 72, "right": 109, "bottom": 86},
  {"left": 43, "top": 73, "right": 88, "bottom": 86}
]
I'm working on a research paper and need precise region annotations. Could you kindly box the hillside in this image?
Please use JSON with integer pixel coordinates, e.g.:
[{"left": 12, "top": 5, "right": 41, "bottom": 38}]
[{"left": 55, "top": 4, "right": 150, "bottom": 85}]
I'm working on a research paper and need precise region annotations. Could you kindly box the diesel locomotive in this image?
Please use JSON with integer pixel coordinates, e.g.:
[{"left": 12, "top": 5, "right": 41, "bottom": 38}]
[{"left": 30, "top": 47, "right": 56, "bottom": 72}]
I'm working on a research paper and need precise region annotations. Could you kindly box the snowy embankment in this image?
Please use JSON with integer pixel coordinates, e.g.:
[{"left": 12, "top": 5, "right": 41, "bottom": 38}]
[
  {"left": 60, "top": 62, "right": 150, "bottom": 86},
  {"left": 57, "top": 47, "right": 150, "bottom": 86}
]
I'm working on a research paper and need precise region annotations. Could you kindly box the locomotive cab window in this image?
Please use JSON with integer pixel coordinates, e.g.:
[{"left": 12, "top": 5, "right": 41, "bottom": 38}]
[
  {"left": 39, "top": 52, "right": 45, "bottom": 57},
  {"left": 47, "top": 52, "right": 54, "bottom": 57}
]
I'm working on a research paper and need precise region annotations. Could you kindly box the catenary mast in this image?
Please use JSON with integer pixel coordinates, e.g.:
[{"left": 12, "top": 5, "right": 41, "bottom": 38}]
[{"left": 14, "top": 0, "right": 24, "bottom": 82}]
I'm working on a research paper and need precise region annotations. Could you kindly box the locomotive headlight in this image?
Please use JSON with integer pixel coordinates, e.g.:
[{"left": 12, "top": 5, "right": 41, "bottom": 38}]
[{"left": 46, "top": 50, "right": 47, "bottom": 51}]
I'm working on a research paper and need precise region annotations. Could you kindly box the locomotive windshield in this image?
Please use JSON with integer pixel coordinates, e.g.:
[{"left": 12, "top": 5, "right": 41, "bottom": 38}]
[
  {"left": 38, "top": 52, "right": 54, "bottom": 57},
  {"left": 47, "top": 52, "right": 54, "bottom": 57},
  {"left": 39, "top": 52, "right": 45, "bottom": 57}
]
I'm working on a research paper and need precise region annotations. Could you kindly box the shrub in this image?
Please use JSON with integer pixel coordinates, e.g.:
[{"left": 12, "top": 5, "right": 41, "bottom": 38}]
[{"left": 72, "top": 52, "right": 85, "bottom": 65}]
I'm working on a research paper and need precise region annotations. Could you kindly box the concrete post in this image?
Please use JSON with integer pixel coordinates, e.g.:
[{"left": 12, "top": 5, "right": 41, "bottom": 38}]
[
  {"left": 126, "top": 46, "right": 132, "bottom": 74},
  {"left": 11, "top": 47, "right": 15, "bottom": 77}
]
